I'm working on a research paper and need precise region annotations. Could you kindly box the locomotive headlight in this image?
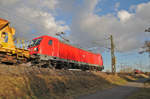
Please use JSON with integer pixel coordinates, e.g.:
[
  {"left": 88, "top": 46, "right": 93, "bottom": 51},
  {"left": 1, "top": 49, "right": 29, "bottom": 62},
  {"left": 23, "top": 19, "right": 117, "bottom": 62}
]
[{"left": 34, "top": 47, "right": 38, "bottom": 51}]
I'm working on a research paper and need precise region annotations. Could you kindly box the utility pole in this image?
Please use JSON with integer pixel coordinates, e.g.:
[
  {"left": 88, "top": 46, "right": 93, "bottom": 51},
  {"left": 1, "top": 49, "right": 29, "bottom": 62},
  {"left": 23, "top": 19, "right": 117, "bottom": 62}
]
[
  {"left": 110, "top": 35, "right": 116, "bottom": 74},
  {"left": 91, "top": 34, "right": 116, "bottom": 73}
]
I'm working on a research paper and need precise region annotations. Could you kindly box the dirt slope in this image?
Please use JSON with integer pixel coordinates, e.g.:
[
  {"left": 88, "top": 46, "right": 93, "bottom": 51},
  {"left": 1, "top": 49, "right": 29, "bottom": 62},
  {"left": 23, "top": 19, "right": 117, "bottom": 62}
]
[{"left": 0, "top": 64, "right": 127, "bottom": 99}]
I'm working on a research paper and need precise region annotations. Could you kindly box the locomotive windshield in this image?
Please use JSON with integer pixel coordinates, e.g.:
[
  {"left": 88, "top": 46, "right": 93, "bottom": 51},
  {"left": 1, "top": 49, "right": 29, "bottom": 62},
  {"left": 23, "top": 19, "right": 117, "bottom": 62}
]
[{"left": 29, "top": 38, "right": 42, "bottom": 47}]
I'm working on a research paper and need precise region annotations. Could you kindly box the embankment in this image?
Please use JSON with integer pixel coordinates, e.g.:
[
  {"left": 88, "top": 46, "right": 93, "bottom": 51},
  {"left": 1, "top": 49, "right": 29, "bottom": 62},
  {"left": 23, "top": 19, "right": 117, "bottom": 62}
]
[{"left": 0, "top": 64, "right": 127, "bottom": 99}]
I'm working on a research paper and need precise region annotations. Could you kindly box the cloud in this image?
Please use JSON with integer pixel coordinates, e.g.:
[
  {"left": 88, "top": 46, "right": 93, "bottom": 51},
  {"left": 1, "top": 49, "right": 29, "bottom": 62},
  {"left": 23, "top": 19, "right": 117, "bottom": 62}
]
[
  {"left": 114, "top": 2, "right": 120, "bottom": 11},
  {"left": 69, "top": 1, "right": 150, "bottom": 52},
  {"left": 0, "top": 0, "right": 149, "bottom": 53},
  {"left": 0, "top": 0, "right": 19, "bottom": 5},
  {"left": 118, "top": 10, "right": 133, "bottom": 22},
  {"left": 0, "top": 0, "right": 69, "bottom": 39}
]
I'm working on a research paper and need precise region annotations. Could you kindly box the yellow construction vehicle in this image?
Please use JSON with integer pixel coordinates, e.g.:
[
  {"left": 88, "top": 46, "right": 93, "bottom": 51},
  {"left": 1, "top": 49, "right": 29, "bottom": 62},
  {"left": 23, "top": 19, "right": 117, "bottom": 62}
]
[{"left": 0, "top": 18, "right": 30, "bottom": 64}]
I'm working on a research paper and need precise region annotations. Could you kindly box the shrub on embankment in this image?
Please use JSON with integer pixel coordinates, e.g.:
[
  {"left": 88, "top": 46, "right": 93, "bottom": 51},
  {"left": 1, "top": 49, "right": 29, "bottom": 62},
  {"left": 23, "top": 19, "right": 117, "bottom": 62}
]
[{"left": 0, "top": 64, "right": 127, "bottom": 99}]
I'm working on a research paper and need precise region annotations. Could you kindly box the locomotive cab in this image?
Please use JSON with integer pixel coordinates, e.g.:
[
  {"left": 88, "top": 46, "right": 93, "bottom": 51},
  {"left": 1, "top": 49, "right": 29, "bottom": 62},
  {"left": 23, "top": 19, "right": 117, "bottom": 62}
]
[
  {"left": 28, "top": 35, "right": 60, "bottom": 67},
  {"left": 28, "top": 35, "right": 59, "bottom": 58},
  {"left": 28, "top": 37, "right": 43, "bottom": 55}
]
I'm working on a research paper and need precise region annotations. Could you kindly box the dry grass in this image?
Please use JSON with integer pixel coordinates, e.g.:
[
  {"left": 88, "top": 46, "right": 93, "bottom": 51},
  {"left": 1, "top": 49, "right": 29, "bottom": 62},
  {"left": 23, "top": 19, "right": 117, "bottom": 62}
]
[
  {"left": 0, "top": 64, "right": 128, "bottom": 99},
  {"left": 118, "top": 74, "right": 138, "bottom": 82},
  {"left": 93, "top": 72, "right": 127, "bottom": 85},
  {"left": 135, "top": 74, "right": 150, "bottom": 79}
]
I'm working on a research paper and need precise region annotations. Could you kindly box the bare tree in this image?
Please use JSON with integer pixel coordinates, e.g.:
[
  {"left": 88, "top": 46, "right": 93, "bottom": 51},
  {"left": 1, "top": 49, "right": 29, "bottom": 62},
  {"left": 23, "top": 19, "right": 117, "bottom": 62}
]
[
  {"left": 139, "top": 28, "right": 150, "bottom": 56},
  {"left": 143, "top": 41, "right": 150, "bottom": 56}
]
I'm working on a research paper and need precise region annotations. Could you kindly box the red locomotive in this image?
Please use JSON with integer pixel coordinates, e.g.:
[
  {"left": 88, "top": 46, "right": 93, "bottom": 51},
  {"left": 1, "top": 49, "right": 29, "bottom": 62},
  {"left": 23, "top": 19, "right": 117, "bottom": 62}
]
[
  {"left": 134, "top": 69, "right": 142, "bottom": 74},
  {"left": 28, "top": 35, "right": 104, "bottom": 71}
]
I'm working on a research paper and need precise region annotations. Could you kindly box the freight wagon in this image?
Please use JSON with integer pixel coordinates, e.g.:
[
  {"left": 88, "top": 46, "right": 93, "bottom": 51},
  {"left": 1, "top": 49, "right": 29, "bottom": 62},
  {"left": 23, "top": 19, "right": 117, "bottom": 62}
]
[{"left": 28, "top": 35, "right": 104, "bottom": 71}]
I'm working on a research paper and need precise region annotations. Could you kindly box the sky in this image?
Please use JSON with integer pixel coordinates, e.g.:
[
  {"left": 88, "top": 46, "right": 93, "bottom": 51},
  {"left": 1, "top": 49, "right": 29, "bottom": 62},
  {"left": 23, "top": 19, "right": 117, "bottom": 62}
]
[{"left": 0, "top": 0, "right": 150, "bottom": 72}]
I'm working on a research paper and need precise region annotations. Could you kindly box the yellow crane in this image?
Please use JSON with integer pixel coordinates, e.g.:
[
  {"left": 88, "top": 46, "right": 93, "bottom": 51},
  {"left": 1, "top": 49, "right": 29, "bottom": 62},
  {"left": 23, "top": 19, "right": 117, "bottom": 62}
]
[{"left": 0, "top": 18, "right": 29, "bottom": 64}]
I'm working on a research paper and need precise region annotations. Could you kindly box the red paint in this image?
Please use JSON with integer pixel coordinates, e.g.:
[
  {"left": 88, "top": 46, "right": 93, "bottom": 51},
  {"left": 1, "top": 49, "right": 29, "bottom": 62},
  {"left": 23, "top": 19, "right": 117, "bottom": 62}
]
[{"left": 28, "top": 35, "right": 103, "bottom": 67}]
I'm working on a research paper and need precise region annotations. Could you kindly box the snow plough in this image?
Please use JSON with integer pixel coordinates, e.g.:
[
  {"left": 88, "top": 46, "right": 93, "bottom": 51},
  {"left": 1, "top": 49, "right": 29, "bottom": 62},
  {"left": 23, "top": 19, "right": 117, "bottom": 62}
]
[{"left": 0, "top": 18, "right": 29, "bottom": 64}]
